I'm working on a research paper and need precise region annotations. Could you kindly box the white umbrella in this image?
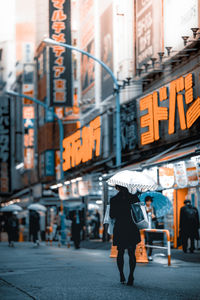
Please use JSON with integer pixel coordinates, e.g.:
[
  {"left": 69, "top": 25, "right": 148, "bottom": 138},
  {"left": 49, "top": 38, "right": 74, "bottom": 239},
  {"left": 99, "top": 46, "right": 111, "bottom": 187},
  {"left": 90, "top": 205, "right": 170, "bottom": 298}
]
[
  {"left": 0, "top": 204, "right": 22, "bottom": 212},
  {"left": 28, "top": 203, "right": 47, "bottom": 212},
  {"left": 107, "top": 170, "right": 158, "bottom": 194}
]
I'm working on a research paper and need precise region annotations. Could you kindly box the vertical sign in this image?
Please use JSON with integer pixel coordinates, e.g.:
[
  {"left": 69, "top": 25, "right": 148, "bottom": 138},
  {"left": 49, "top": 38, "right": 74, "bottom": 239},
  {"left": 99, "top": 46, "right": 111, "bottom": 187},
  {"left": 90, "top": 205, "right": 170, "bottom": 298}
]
[
  {"left": 120, "top": 101, "right": 137, "bottom": 153},
  {"left": 23, "top": 106, "right": 35, "bottom": 169},
  {"left": 55, "top": 150, "right": 61, "bottom": 180},
  {"left": 45, "top": 150, "right": 55, "bottom": 176},
  {"left": 49, "top": 0, "right": 73, "bottom": 106},
  {"left": 101, "top": 4, "right": 113, "bottom": 100},
  {"left": 0, "top": 97, "right": 10, "bottom": 193},
  {"left": 22, "top": 63, "right": 35, "bottom": 169},
  {"left": 136, "top": 0, "right": 153, "bottom": 67}
]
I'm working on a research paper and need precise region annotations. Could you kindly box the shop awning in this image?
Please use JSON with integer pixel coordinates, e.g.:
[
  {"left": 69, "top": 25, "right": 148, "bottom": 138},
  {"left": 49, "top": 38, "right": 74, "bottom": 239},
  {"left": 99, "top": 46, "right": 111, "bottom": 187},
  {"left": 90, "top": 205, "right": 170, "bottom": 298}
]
[{"left": 143, "top": 144, "right": 200, "bottom": 167}]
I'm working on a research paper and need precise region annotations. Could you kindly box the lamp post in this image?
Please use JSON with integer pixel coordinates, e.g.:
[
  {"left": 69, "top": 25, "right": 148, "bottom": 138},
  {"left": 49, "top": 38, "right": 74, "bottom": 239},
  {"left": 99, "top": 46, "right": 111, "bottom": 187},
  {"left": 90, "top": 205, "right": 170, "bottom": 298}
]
[{"left": 43, "top": 38, "right": 121, "bottom": 167}]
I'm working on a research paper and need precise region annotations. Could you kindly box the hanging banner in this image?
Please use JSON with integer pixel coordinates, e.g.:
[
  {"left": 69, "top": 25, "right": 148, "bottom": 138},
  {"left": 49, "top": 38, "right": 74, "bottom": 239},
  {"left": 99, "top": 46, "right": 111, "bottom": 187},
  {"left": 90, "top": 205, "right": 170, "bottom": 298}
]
[
  {"left": 49, "top": 0, "right": 72, "bottom": 106},
  {"left": 174, "top": 161, "right": 188, "bottom": 188},
  {"left": 0, "top": 97, "right": 10, "bottom": 193},
  {"left": 159, "top": 165, "right": 174, "bottom": 189},
  {"left": 185, "top": 159, "right": 198, "bottom": 186}
]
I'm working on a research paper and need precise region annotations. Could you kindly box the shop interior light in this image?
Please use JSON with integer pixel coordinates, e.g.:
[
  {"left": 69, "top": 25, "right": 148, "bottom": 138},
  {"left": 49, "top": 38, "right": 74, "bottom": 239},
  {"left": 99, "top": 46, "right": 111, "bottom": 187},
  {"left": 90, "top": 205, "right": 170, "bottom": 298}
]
[
  {"left": 76, "top": 177, "right": 82, "bottom": 181},
  {"left": 57, "top": 183, "right": 63, "bottom": 188},
  {"left": 71, "top": 178, "right": 77, "bottom": 183},
  {"left": 96, "top": 200, "right": 103, "bottom": 205},
  {"left": 99, "top": 182, "right": 103, "bottom": 186},
  {"left": 50, "top": 184, "right": 58, "bottom": 189},
  {"left": 99, "top": 176, "right": 103, "bottom": 181},
  {"left": 64, "top": 180, "right": 70, "bottom": 185},
  {"left": 16, "top": 162, "right": 24, "bottom": 170}
]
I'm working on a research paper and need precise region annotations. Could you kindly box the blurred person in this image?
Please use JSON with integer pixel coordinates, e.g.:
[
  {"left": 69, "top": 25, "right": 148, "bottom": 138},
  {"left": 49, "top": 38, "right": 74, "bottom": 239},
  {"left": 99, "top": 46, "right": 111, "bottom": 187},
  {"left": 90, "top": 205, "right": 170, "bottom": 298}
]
[
  {"left": 5, "top": 213, "right": 19, "bottom": 247},
  {"left": 179, "top": 200, "right": 199, "bottom": 253},
  {"left": 94, "top": 209, "right": 101, "bottom": 239},
  {"left": 145, "top": 196, "right": 157, "bottom": 261},
  {"left": 71, "top": 210, "right": 84, "bottom": 249},
  {"left": 29, "top": 210, "right": 40, "bottom": 246},
  {"left": 110, "top": 185, "right": 141, "bottom": 286}
]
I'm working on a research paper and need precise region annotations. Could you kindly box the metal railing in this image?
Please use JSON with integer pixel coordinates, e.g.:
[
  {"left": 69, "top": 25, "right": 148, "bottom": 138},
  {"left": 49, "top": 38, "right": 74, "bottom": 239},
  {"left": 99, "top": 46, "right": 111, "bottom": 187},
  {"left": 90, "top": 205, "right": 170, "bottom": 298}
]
[{"left": 141, "top": 228, "right": 171, "bottom": 266}]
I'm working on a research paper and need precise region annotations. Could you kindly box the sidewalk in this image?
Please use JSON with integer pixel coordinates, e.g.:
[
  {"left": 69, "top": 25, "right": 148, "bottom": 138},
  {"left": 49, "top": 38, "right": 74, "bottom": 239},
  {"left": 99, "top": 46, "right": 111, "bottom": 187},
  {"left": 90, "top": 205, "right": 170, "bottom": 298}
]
[
  {"left": 1, "top": 241, "right": 200, "bottom": 300},
  {"left": 80, "top": 239, "right": 200, "bottom": 263}
]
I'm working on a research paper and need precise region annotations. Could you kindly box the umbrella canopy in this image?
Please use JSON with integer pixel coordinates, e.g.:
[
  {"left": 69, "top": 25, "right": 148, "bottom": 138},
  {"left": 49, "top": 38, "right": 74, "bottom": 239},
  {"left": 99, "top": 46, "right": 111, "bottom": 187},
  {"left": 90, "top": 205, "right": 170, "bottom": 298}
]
[
  {"left": 107, "top": 170, "right": 158, "bottom": 194},
  {"left": 28, "top": 203, "right": 47, "bottom": 212},
  {"left": 139, "top": 191, "right": 173, "bottom": 218},
  {"left": 0, "top": 204, "right": 22, "bottom": 212}
]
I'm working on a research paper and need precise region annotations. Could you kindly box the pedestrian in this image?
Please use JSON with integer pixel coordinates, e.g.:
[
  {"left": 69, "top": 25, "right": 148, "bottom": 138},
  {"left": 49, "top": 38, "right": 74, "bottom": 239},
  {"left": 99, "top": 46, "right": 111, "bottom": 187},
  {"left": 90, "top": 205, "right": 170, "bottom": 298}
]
[
  {"left": 94, "top": 209, "right": 101, "bottom": 239},
  {"left": 29, "top": 210, "right": 40, "bottom": 246},
  {"left": 179, "top": 199, "right": 199, "bottom": 253},
  {"left": 5, "top": 213, "right": 19, "bottom": 247},
  {"left": 71, "top": 210, "right": 84, "bottom": 249},
  {"left": 145, "top": 196, "right": 157, "bottom": 261},
  {"left": 110, "top": 185, "right": 141, "bottom": 286}
]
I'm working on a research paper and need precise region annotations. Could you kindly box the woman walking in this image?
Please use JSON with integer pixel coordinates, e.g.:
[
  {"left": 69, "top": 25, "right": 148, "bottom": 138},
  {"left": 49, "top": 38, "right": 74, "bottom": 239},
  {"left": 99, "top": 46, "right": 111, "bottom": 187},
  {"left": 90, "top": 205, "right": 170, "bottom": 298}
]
[{"left": 110, "top": 185, "right": 141, "bottom": 286}]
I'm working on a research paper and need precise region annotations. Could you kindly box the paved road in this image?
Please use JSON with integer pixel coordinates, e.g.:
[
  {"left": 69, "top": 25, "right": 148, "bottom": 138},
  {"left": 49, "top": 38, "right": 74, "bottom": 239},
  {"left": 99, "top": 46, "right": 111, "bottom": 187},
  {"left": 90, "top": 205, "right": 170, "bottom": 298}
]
[{"left": 0, "top": 242, "right": 200, "bottom": 300}]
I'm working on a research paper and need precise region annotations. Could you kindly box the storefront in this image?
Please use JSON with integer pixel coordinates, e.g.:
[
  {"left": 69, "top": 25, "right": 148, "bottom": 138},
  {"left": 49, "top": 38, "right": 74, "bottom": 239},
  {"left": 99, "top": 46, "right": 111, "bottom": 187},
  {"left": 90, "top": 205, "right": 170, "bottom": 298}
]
[{"left": 104, "top": 45, "right": 200, "bottom": 248}]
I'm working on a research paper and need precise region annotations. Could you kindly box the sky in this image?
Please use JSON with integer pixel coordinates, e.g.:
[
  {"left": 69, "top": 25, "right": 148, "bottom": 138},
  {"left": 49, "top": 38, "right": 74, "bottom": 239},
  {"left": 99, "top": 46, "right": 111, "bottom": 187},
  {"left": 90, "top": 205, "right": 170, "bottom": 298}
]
[{"left": 0, "top": 0, "right": 15, "bottom": 43}]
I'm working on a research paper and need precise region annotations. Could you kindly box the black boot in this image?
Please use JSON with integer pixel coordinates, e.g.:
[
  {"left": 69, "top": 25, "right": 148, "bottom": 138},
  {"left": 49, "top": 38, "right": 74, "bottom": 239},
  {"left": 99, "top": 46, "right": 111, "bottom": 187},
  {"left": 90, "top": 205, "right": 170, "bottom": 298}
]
[{"left": 127, "top": 274, "right": 134, "bottom": 286}]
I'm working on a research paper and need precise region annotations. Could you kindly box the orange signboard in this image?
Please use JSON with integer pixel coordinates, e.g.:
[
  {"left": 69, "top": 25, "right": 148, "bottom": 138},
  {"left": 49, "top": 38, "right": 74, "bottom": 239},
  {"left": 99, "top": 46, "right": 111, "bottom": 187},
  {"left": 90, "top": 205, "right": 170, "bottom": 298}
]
[
  {"left": 62, "top": 116, "right": 101, "bottom": 171},
  {"left": 140, "top": 73, "right": 200, "bottom": 145}
]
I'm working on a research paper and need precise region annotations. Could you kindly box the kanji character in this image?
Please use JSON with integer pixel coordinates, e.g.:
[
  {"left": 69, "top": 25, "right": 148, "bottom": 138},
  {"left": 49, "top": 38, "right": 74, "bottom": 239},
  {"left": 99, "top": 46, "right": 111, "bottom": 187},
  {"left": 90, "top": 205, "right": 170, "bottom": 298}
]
[
  {"left": 140, "top": 94, "right": 154, "bottom": 145},
  {"left": 52, "top": 22, "right": 65, "bottom": 34},
  {"left": 186, "top": 97, "right": 200, "bottom": 128},
  {"left": 168, "top": 79, "right": 186, "bottom": 134},
  {"left": 54, "top": 79, "right": 66, "bottom": 89},
  {"left": 54, "top": 91, "right": 65, "bottom": 102},
  {"left": 159, "top": 86, "right": 168, "bottom": 101},
  {"left": 52, "top": 0, "right": 65, "bottom": 9},
  {"left": 52, "top": 33, "right": 66, "bottom": 43},
  {"left": 53, "top": 66, "right": 65, "bottom": 77},
  {"left": 51, "top": 9, "right": 67, "bottom": 21},
  {"left": 185, "top": 73, "right": 194, "bottom": 104},
  {"left": 153, "top": 92, "right": 168, "bottom": 141},
  {"left": 53, "top": 46, "right": 65, "bottom": 57},
  {"left": 55, "top": 56, "right": 64, "bottom": 65}
]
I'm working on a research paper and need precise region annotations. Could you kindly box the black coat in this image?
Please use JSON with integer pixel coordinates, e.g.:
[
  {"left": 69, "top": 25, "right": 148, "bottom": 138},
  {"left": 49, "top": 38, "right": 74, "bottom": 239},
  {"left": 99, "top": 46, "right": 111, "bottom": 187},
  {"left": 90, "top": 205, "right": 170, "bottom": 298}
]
[
  {"left": 110, "top": 189, "right": 141, "bottom": 249},
  {"left": 180, "top": 204, "right": 199, "bottom": 239}
]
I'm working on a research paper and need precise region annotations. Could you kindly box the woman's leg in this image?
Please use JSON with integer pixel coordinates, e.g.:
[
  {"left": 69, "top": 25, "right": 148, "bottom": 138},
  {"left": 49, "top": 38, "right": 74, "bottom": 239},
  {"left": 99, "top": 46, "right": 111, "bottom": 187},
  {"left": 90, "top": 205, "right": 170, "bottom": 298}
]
[
  {"left": 117, "top": 248, "right": 125, "bottom": 283},
  {"left": 127, "top": 247, "right": 136, "bottom": 285}
]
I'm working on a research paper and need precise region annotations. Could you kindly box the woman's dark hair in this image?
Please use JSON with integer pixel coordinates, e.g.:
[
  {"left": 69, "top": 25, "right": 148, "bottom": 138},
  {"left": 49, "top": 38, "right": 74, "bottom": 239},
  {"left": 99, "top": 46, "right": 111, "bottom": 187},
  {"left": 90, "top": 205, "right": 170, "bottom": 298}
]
[
  {"left": 145, "top": 195, "right": 153, "bottom": 203},
  {"left": 115, "top": 185, "right": 128, "bottom": 192}
]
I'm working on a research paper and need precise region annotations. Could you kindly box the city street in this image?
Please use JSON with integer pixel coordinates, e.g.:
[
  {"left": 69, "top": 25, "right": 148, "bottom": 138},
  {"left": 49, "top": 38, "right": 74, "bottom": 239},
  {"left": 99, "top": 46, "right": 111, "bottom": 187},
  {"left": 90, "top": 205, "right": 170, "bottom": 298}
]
[{"left": 0, "top": 242, "right": 200, "bottom": 300}]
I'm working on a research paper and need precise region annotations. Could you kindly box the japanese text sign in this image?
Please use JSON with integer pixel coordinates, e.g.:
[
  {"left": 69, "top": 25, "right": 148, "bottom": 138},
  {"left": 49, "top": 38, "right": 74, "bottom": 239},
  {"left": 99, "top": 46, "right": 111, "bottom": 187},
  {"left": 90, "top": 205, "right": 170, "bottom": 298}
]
[
  {"left": 62, "top": 116, "right": 101, "bottom": 171},
  {"left": 0, "top": 97, "right": 10, "bottom": 193},
  {"left": 49, "top": 0, "right": 73, "bottom": 106},
  {"left": 140, "top": 73, "right": 200, "bottom": 146}
]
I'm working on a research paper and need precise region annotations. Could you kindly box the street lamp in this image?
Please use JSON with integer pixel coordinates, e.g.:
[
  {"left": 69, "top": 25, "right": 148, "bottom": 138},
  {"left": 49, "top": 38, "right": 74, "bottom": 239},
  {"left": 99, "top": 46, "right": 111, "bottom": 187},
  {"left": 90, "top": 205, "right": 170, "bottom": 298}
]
[{"left": 43, "top": 37, "right": 121, "bottom": 168}]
